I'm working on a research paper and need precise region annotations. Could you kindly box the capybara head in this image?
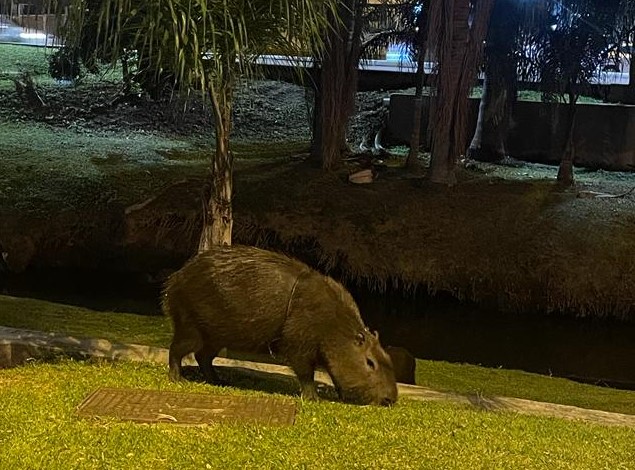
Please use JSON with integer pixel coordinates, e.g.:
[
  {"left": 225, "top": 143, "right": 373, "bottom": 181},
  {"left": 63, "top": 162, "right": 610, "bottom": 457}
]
[{"left": 322, "top": 329, "right": 398, "bottom": 406}]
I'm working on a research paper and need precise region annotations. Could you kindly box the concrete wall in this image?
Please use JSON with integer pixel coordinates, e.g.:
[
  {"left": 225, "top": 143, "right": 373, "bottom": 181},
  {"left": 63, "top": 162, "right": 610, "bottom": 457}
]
[
  {"left": 13, "top": 14, "right": 63, "bottom": 37},
  {"left": 386, "top": 94, "right": 635, "bottom": 171}
]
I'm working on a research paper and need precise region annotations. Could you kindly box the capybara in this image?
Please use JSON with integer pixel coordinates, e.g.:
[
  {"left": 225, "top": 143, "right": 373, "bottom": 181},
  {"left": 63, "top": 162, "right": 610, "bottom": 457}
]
[
  {"left": 385, "top": 346, "right": 416, "bottom": 385},
  {"left": 162, "top": 245, "right": 398, "bottom": 406}
]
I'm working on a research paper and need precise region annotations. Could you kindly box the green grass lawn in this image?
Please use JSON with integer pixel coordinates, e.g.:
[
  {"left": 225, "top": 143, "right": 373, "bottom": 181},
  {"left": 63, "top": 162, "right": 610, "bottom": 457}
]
[
  {"left": 0, "top": 359, "right": 633, "bottom": 470},
  {"left": 2, "top": 294, "right": 634, "bottom": 418},
  {"left": 0, "top": 43, "right": 51, "bottom": 85},
  {"left": 0, "top": 43, "right": 122, "bottom": 88}
]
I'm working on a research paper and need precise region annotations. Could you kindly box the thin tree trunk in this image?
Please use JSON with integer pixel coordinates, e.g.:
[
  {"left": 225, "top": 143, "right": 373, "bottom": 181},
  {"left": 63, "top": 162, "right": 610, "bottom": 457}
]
[
  {"left": 556, "top": 94, "right": 577, "bottom": 186},
  {"left": 121, "top": 55, "right": 131, "bottom": 95},
  {"left": 406, "top": 42, "right": 426, "bottom": 170},
  {"left": 309, "top": 67, "right": 323, "bottom": 164},
  {"left": 199, "top": 82, "right": 234, "bottom": 251},
  {"left": 467, "top": 71, "right": 512, "bottom": 161},
  {"left": 467, "top": 0, "right": 518, "bottom": 162},
  {"left": 627, "top": 49, "right": 635, "bottom": 104}
]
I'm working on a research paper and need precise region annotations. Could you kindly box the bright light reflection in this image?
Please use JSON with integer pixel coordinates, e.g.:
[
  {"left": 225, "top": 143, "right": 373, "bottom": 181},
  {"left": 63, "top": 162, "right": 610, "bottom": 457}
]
[{"left": 20, "top": 32, "right": 47, "bottom": 39}]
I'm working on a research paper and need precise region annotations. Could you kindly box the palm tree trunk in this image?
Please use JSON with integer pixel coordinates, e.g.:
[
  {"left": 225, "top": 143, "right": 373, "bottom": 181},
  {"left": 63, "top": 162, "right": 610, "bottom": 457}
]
[
  {"left": 199, "top": 82, "right": 234, "bottom": 251},
  {"left": 427, "top": 0, "right": 495, "bottom": 185},
  {"left": 320, "top": 48, "right": 351, "bottom": 170},
  {"left": 315, "top": 0, "right": 366, "bottom": 171}
]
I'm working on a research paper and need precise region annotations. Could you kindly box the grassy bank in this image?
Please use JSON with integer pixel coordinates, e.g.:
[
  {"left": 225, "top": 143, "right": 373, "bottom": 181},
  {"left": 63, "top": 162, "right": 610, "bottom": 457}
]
[
  {"left": 1, "top": 295, "right": 635, "bottom": 416},
  {"left": 2, "top": 112, "right": 634, "bottom": 321},
  {"left": 231, "top": 160, "right": 635, "bottom": 320}
]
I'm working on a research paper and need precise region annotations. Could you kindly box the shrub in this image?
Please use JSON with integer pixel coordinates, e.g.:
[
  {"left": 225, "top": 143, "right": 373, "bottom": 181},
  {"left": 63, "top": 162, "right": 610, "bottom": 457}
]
[{"left": 48, "top": 47, "right": 81, "bottom": 82}]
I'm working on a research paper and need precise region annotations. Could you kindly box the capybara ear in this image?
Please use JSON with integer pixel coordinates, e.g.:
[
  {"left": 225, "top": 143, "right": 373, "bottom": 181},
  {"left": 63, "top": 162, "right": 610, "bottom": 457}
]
[{"left": 355, "top": 332, "right": 366, "bottom": 346}]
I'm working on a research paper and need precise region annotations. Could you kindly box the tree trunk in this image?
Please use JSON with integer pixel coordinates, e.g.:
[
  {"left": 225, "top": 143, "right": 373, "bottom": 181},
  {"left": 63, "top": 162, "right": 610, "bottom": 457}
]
[
  {"left": 427, "top": 0, "right": 495, "bottom": 185},
  {"left": 309, "top": 67, "right": 323, "bottom": 164},
  {"left": 468, "top": 71, "right": 512, "bottom": 161},
  {"left": 121, "top": 55, "right": 131, "bottom": 95},
  {"left": 406, "top": 39, "right": 427, "bottom": 170},
  {"left": 467, "top": 0, "right": 518, "bottom": 162},
  {"left": 627, "top": 48, "right": 635, "bottom": 104},
  {"left": 406, "top": 94, "right": 424, "bottom": 169},
  {"left": 314, "top": 0, "right": 366, "bottom": 171},
  {"left": 199, "top": 82, "right": 234, "bottom": 251},
  {"left": 556, "top": 95, "right": 577, "bottom": 187}
]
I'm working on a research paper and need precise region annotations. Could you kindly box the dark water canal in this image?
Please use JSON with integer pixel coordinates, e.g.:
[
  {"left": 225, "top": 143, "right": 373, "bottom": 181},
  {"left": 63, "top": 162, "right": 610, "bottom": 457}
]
[
  {"left": 6, "top": 267, "right": 635, "bottom": 390},
  {"left": 354, "top": 287, "right": 635, "bottom": 390}
]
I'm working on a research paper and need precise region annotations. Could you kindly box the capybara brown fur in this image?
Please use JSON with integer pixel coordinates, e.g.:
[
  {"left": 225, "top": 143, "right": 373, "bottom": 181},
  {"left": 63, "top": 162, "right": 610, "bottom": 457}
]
[
  {"left": 162, "top": 245, "right": 398, "bottom": 406},
  {"left": 385, "top": 346, "right": 416, "bottom": 385}
]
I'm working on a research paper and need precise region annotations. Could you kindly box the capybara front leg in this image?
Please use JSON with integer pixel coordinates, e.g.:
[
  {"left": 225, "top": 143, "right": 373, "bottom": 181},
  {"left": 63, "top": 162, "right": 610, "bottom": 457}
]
[{"left": 288, "top": 359, "right": 318, "bottom": 400}]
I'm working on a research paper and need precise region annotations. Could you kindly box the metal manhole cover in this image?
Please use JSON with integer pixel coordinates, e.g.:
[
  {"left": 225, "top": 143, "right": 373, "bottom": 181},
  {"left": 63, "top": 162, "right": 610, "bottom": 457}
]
[{"left": 77, "top": 388, "right": 297, "bottom": 426}]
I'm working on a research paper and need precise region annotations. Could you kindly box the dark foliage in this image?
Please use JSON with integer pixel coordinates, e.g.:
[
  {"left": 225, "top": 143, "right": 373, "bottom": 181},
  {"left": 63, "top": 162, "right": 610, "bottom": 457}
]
[{"left": 47, "top": 47, "right": 81, "bottom": 81}]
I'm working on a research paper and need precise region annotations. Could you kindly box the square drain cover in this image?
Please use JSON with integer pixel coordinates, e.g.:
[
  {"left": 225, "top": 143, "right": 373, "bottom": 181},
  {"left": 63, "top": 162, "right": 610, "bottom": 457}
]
[{"left": 77, "top": 388, "right": 297, "bottom": 426}]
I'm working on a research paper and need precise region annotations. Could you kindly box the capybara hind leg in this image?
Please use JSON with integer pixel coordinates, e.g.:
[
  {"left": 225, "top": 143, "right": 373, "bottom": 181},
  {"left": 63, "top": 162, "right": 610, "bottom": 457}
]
[
  {"left": 195, "top": 346, "right": 221, "bottom": 384},
  {"left": 168, "top": 342, "right": 187, "bottom": 381},
  {"left": 168, "top": 328, "right": 202, "bottom": 382}
]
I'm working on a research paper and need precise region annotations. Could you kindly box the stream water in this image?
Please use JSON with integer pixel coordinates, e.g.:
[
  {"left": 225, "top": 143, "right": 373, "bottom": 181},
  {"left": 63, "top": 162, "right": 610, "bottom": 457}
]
[
  {"left": 353, "top": 287, "right": 635, "bottom": 389},
  {"left": 6, "top": 266, "right": 635, "bottom": 390}
]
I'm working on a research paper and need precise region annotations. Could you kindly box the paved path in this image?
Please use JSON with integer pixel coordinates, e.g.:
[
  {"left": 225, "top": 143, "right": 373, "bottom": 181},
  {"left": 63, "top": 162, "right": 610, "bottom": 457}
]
[{"left": 1, "top": 325, "right": 634, "bottom": 428}]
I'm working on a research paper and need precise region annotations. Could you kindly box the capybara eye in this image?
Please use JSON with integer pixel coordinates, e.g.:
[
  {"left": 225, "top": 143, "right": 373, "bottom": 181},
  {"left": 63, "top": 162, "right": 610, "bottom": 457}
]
[{"left": 366, "top": 358, "right": 376, "bottom": 370}]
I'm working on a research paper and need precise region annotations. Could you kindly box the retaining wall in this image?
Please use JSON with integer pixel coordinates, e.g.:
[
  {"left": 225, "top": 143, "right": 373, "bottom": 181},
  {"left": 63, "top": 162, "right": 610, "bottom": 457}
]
[{"left": 387, "top": 94, "right": 635, "bottom": 171}]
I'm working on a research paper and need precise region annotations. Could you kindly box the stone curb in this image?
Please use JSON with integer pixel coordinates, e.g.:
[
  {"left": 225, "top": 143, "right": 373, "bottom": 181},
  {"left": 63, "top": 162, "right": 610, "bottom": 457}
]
[
  {"left": 1, "top": 326, "right": 634, "bottom": 428},
  {"left": 0, "top": 326, "right": 335, "bottom": 382}
]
